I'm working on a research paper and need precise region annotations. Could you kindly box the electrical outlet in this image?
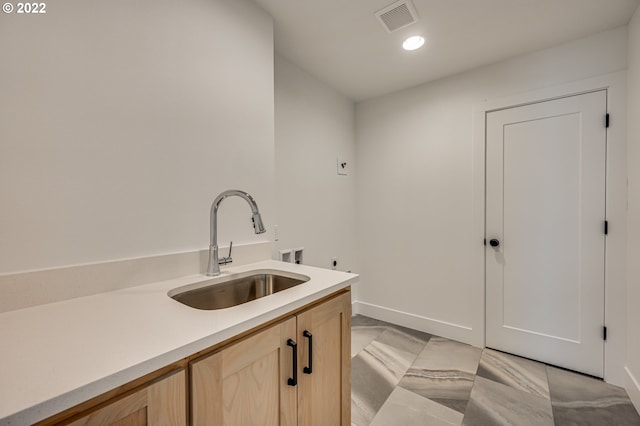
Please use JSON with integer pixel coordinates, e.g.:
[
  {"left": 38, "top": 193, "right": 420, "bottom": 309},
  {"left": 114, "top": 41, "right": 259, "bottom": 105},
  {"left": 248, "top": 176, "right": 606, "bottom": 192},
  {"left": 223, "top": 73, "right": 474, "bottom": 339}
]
[
  {"left": 273, "top": 224, "right": 279, "bottom": 242},
  {"left": 331, "top": 257, "right": 337, "bottom": 270},
  {"left": 337, "top": 157, "right": 348, "bottom": 175}
]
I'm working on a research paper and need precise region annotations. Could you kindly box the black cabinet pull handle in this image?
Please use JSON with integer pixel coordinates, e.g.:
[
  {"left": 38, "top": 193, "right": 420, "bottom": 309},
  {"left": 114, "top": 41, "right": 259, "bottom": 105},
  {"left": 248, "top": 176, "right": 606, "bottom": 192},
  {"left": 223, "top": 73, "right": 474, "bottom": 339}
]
[
  {"left": 303, "top": 330, "right": 313, "bottom": 374},
  {"left": 287, "top": 339, "right": 297, "bottom": 386},
  {"left": 489, "top": 239, "right": 500, "bottom": 247}
]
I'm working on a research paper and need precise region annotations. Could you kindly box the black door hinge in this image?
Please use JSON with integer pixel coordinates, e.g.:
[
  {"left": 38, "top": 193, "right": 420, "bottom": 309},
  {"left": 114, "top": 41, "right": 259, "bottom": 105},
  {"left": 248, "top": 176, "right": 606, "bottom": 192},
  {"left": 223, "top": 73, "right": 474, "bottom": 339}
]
[
  {"left": 604, "top": 220, "right": 609, "bottom": 235},
  {"left": 606, "top": 113, "right": 610, "bottom": 128},
  {"left": 603, "top": 326, "right": 608, "bottom": 341},
  {"left": 484, "top": 238, "right": 486, "bottom": 246}
]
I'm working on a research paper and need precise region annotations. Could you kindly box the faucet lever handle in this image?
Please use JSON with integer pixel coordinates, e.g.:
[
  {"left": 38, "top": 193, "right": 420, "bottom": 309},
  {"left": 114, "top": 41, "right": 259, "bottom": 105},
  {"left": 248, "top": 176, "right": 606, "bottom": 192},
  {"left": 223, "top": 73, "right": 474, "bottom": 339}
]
[{"left": 218, "top": 241, "right": 233, "bottom": 265}]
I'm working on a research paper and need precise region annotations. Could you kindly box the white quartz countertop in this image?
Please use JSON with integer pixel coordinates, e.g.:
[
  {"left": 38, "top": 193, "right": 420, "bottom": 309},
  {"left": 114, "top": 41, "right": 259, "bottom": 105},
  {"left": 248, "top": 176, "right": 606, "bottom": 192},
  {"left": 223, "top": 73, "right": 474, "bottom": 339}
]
[{"left": 0, "top": 260, "right": 358, "bottom": 425}]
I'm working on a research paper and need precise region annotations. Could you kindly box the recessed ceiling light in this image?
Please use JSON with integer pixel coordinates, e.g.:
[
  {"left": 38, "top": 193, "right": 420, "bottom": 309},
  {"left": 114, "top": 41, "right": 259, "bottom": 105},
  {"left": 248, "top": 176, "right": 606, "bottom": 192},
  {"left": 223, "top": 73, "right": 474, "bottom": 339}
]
[{"left": 402, "top": 35, "right": 425, "bottom": 51}]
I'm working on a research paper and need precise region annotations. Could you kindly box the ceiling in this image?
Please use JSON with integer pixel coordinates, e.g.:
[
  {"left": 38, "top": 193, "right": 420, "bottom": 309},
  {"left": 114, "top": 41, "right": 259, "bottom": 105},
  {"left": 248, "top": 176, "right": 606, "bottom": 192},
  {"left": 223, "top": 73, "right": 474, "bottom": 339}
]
[{"left": 252, "top": 0, "right": 640, "bottom": 101}]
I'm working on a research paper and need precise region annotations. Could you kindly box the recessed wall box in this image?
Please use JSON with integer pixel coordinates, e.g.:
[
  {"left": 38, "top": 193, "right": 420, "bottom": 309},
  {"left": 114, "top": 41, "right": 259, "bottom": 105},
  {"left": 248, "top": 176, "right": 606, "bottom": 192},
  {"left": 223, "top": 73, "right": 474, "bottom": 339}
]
[{"left": 279, "top": 249, "right": 293, "bottom": 263}]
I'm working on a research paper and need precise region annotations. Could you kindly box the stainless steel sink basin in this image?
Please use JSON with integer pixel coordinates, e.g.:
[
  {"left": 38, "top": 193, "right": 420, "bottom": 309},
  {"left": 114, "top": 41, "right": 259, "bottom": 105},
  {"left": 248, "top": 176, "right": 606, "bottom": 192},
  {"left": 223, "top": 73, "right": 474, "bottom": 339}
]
[{"left": 169, "top": 270, "right": 310, "bottom": 310}]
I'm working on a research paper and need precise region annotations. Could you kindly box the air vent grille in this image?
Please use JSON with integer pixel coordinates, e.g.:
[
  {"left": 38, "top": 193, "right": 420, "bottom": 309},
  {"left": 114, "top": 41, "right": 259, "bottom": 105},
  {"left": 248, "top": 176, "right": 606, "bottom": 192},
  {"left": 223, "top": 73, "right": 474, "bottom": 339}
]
[{"left": 375, "top": 0, "right": 418, "bottom": 33}]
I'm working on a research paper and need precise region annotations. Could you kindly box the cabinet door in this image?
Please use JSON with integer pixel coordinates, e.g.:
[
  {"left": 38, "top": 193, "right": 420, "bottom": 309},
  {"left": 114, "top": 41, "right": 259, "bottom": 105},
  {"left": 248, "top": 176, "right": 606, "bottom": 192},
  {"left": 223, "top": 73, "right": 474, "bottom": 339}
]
[
  {"left": 68, "top": 369, "right": 186, "bottom": 426},
  {"left": 297, "top": 292, "right": 351, "bottom": 426},
  {"left": 191, "top": 317, "right": 297, "bottom": 426}
]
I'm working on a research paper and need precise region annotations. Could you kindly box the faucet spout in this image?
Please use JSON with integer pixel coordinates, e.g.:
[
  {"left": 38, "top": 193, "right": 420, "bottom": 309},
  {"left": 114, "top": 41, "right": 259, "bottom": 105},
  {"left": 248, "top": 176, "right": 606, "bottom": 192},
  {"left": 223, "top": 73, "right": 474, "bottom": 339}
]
[{"left": 206, "top": 190, "right": 266, "bottom": 276}]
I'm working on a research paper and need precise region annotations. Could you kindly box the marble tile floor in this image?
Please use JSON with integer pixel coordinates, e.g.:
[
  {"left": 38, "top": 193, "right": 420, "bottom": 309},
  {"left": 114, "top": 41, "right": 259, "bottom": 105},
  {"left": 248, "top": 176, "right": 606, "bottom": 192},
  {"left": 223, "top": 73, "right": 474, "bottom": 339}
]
[{"left": 351, "top": 315, "right": 640, "bottom": 426}]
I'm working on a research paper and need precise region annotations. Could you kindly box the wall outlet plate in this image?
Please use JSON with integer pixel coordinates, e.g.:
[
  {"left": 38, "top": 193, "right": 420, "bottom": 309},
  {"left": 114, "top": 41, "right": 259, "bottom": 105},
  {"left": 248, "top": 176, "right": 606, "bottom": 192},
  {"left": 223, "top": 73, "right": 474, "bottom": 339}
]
[{"left": 337, "top": 157, "right": 348, "bottom": 175}]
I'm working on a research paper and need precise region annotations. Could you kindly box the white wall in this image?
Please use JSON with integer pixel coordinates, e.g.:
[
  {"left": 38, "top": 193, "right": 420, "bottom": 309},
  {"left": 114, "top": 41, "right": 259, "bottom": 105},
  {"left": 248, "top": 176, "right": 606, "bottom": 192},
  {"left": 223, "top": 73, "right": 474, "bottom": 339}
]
[
  {"left": 0, "top": 0, "right": 274, "bottom": 274},
  {"left": 274, "top": 55, "right": 357, "bottom": 276},
  {"left": 355, "top": 28, "right": 628, "bottom": 360},
  {"left": 626, "top": 4, "right": 640, "bottom": 410}
]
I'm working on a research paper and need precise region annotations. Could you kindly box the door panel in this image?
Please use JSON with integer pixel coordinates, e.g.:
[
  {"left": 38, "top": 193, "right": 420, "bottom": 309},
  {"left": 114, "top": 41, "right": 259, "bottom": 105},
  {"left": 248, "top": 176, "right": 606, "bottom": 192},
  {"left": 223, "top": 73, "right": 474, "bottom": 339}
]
[
  {"left": 191, "top": 317, "right": 297, "bottom": 426},
  {"left": 486, "top": 90, "right": 606, "bottom": 377},
  {"left": 69, "top": 369, "right": 186, "bottom": 426},
  {"left": 297, "top": 292, "right": 351, "bottom": 426}
]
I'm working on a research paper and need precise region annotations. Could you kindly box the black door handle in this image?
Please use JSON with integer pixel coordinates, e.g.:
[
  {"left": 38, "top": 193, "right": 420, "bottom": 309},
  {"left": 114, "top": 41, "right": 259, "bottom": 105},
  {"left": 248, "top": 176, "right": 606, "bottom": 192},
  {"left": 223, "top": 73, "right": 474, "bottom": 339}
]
[
  {"left": 489, "top": 239, "right": 500, "bottom": 247},
  {"left": 303, "top": 330, "right": 313, "bottom": 374},
  {"left": 287, "top": 339, "right": 297, "bottom": 386}
]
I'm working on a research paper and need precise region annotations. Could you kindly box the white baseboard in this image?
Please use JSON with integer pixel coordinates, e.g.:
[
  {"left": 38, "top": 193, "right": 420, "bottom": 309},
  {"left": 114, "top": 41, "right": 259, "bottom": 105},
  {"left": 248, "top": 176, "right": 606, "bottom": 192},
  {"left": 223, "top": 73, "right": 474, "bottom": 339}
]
[
  {"left": 352, "top": 301, "right": 482, "bottom": 347},
  {"left": 625, "top": 366, "right": 640, "bottom": 414}
]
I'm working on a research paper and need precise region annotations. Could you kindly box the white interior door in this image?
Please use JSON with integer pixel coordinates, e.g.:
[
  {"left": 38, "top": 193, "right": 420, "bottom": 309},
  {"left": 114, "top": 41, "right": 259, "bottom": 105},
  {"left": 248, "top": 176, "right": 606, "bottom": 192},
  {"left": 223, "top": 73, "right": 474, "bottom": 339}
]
[{"left": 485, "top": 90, "right": 607, "bottom": 377}]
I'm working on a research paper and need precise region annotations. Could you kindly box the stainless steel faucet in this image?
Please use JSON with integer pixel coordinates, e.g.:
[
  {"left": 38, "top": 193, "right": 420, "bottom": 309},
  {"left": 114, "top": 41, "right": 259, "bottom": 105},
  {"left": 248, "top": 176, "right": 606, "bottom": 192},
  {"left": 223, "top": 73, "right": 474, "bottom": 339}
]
[{"left": 206, "top": 190, "right": 266, "bottom": 276}]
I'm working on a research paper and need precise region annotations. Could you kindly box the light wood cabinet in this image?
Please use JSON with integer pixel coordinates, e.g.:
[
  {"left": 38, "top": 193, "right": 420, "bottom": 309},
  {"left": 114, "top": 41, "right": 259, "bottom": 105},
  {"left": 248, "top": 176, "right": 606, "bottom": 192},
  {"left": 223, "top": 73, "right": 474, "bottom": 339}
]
[
  {"left": 191, "top": 290, "right": 351, "bottom": 425},
  {"left": 297, "top": 291, "right": 351, "bottom": 426},
  {"left": 38, "top": 289, "right": 350, "bottom": 426},
  {"left": 191, "top": 317, "right": 298, "bottom": 425},
  {"left": 67, "top": 369, "right": 186, "bottom": 426}
]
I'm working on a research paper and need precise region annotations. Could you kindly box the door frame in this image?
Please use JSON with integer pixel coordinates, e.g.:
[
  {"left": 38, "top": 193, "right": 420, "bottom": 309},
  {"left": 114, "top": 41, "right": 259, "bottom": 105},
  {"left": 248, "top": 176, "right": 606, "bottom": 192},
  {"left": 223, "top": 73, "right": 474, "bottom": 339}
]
[{"left": 470, "top": 71, "right": 628, "bottom": 386}]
